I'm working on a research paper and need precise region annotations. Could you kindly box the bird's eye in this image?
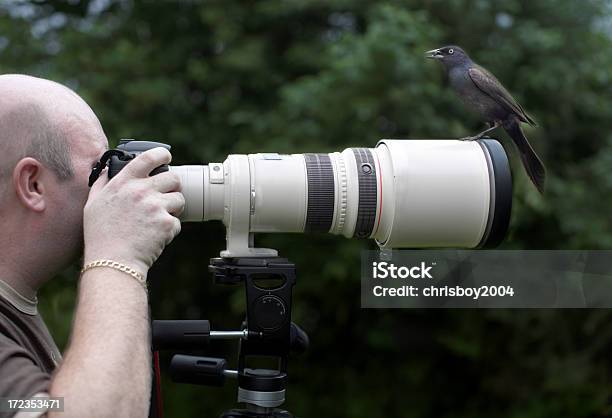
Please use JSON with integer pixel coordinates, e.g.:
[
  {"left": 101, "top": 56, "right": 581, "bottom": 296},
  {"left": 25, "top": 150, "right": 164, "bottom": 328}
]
[{"left": 448, "top": 48, "right": 454, "bottom": 54}]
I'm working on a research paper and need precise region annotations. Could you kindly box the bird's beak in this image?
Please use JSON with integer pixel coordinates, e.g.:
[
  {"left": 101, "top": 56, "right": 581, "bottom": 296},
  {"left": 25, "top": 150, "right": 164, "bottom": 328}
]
[{"left": 425, "top": 48, "right": 443, "bottom": 59}]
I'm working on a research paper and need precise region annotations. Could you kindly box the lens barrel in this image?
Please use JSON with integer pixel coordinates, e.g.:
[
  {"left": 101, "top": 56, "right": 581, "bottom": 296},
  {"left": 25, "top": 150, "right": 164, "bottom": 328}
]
[{"left": 171, "top": 139, "right": 512, "bottom": 254}]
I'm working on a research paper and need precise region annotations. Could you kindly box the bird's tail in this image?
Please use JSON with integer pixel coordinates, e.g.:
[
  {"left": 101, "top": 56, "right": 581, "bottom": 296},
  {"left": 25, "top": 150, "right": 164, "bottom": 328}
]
[{"left": 503, "top": 118, "right": 546, "bottom": 194}]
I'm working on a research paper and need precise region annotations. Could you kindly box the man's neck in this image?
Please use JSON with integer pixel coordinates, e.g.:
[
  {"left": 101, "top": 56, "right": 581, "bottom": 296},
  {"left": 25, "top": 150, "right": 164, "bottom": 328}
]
[
  {"left": 0, "top": 232, "right": 45, "bottom": 300},
  {"left": 0, "top": 214, "right": 52, "bottom": 300}
]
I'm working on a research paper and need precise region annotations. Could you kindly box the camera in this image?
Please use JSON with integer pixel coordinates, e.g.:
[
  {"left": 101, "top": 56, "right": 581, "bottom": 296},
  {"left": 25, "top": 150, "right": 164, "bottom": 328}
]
[
  {"left": 89, "top": 138, "right": 512, "bottom": 417},
  {"left": 99, "top": 138, "right": 511, "bottom": 256}
]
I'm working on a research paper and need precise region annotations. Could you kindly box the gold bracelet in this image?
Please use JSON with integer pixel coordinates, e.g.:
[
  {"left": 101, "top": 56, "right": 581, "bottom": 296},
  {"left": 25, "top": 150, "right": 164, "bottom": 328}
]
[{"left": 81, "top": 259, "right": 147, "bottom": 290}]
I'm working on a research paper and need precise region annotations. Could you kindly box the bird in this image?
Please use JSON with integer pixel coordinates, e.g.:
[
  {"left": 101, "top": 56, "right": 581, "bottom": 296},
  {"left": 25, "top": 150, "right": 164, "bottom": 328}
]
[{"left": 425, "top": 45, "right": 546, "bottom": 194}]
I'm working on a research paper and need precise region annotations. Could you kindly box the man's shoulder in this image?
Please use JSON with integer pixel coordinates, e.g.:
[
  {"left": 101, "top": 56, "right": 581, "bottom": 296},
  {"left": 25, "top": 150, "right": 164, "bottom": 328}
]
[
  {"left": 0, "top": 331, "right": 38, "bottom": 362},
  {"left": 0, "top": 331, "right": 52, "bottom": 410},
  {"left": 0, "top": 298, "right": 56, "bottom": 415},
  {"left": 0, "top": 296, "right": 61, "bottom": 373}
]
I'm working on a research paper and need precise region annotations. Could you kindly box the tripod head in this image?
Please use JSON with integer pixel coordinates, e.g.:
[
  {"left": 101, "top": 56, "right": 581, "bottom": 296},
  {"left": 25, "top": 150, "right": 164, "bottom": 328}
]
[{"left": 152, "top": 256, "right": 308, "bottom": 417}]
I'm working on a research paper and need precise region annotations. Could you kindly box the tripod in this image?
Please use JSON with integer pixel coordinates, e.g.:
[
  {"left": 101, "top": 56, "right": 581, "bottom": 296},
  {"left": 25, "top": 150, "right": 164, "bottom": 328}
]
[{"left": 152, "top": 256, "right": 308, "bottom": 417}]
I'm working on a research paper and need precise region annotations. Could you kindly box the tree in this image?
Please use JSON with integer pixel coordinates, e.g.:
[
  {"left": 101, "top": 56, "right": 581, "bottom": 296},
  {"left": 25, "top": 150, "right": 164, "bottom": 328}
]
[{"left": 1, "top": 0, "right": 611, "bottom": 416}]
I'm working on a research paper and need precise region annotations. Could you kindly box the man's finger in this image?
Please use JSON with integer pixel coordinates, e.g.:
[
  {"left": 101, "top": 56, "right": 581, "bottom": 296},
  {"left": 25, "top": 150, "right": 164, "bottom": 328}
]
[
  {"left": 148, "top": 171, "right": 182, "bottom": 193},
  {"left": 162, "top": 192, "right": 186, "bottom": 216},
  {"left": 121, "top": 147, "right": 172, "bottom": 179}
]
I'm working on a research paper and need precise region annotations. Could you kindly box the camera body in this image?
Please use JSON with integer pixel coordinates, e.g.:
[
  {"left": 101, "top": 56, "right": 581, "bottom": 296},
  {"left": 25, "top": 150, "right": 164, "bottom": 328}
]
[{"left": 108, "top": 139, "right": 171, "bottom": 178}]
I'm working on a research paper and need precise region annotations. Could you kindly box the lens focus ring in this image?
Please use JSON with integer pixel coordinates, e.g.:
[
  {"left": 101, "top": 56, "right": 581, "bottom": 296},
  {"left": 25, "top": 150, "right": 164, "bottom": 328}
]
[
  {"left": 304, "top": 154, "right": 335, "bottom": 232},
  {"left": 352, "top": 148, "right": 377, "bottom": 239}
]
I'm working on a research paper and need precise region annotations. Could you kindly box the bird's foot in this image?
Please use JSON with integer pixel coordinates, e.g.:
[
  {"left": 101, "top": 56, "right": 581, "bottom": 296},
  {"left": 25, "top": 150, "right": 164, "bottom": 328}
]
[
  {"left": 460, "top": 122, "right": 501, "bottom": 141},
  {"left": 459, "top": 135, "right": 481, "bottom": 141}
]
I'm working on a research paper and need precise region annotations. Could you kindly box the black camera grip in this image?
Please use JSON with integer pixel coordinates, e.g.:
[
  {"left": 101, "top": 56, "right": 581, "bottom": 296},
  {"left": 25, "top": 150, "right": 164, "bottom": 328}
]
[{"left": 89, "top": 140, "right": 172, "bottom": 186}]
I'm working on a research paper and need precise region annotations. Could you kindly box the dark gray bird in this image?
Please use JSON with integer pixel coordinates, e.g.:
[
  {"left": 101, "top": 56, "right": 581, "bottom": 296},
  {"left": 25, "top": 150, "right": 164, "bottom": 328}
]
[{"left": 426, "top": 45, "right": 546, "bottom": 194}]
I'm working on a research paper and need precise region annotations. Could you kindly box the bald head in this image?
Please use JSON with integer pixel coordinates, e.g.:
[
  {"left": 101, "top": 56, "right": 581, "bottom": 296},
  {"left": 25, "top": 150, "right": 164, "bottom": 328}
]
[
  {"left": 0, "top": 75, "right": 109, "bottom": 296},
  {"left": 0, "top": 74, "right": 106, "bottom": 190}
]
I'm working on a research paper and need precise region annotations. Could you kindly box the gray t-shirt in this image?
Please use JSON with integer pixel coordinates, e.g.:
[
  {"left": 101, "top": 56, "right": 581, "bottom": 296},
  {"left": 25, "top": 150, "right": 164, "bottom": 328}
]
[{"left": 0, "top": 279, "right": 62, "bottom": 418}]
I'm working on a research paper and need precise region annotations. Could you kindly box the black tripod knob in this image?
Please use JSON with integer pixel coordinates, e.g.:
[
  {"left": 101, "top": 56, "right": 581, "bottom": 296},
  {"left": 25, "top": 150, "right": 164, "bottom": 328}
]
[
  {"left": 170, "top": 355, "right": 231, "bottom": 387},
  {"left": 152, "top": 320, "right": 211, "bottom": 350}
]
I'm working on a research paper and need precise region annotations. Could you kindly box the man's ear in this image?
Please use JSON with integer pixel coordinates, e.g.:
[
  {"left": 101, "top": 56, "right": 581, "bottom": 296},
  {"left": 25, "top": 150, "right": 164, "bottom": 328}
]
[{"left": 13, "top": 157, "right": 46, "bottom": 212}]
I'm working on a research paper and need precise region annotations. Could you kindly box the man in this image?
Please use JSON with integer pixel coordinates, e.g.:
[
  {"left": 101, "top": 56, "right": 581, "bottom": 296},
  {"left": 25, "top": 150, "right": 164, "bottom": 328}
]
[{"left": 0, "top": 74, "right": 185, "bottom": 417}]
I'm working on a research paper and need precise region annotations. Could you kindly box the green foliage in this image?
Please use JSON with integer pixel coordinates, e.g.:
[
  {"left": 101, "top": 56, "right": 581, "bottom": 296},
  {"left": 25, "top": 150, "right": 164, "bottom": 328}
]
[{"left": 2, "top": 0, "right": 612, "bottom": 416}]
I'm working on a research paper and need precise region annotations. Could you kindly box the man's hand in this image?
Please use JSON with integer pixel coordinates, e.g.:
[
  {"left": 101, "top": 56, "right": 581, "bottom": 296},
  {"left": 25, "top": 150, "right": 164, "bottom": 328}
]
[
  {"left": 83, "top": 147, "right": 185, "bottom": 274},
  {"left": 49, "top": 147, "right": 185, "bottom": 418}
]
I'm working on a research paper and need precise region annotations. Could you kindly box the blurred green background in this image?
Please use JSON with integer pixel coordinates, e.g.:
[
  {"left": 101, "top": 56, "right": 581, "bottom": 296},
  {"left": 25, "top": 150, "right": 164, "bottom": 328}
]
[{"left": 1, "top": 0, "right": 611, "bottom": 416}]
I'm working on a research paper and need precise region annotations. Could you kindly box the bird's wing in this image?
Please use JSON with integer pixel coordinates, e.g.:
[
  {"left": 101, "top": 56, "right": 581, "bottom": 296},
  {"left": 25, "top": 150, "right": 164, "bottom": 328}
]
[{"left": 468, "top": 65, "right": 537, "bottom": 126}]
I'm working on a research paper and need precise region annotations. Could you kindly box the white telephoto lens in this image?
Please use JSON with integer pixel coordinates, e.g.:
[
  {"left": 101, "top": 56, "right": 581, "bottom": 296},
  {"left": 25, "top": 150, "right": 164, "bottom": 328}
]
[{"left": 171, "top": 139, "right": 512, "bottom": 256}]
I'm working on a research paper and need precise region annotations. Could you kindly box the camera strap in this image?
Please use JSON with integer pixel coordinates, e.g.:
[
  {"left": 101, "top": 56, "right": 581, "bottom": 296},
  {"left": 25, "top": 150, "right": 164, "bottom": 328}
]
[{"left": 88, "top": 149, "right": 129, "bottom": 187}]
